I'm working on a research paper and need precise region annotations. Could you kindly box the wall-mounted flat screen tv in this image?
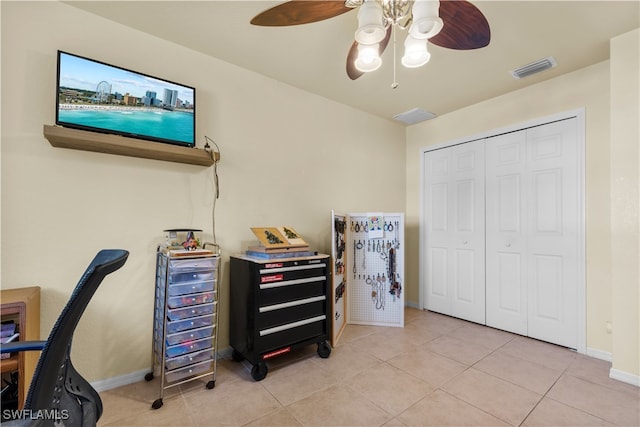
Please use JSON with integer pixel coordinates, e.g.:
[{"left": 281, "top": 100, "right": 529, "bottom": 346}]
[{"left": 56, "top": 50, "right": 195, "bottom": 148}]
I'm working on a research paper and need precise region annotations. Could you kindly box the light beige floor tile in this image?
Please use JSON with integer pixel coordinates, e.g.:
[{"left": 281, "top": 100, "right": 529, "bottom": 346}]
[
  {"left": 99, "top": 391, "right": 193, "bottom": 426},
  {"left": 424, "top": 335, "right": 494, "bottom": 366},
  {"left": 445, "top": 323, "right": 515, "bottom": 351},
  {"left": 244, "top": 408, "right": 302, "bottom": 427},
  {"left": 337, "top": 323, "right": 383, "bottom": 343},
  {"left": 183, "top": 379, "right": 282, "bottom": 426},
  {"left": 387, "top": 348, "right": 467, "bottom": 387},
  {"left": 567, "top": 354, "right": 640, "bottom": 396},
  {"left": 421, "top": 312, "right": 470, "bottom": 335},
  {"left": 473, "top": 351, "right": 563, "bottom": 394},
  {"left": 497, "top": 336, "right": 576, "bottom": 371},
  {"left": 521, "top": 397, "right": 611, "bottom": 426},
  {"left": 287, "top": 383, "right": 392, "bottom": 426},
  {"left": 547, "top": 374, "right": 640, "bottom": 426},
  {"left": 404, "top": 307, "right": 431, "bottom": 324},
  {"left": 442, "top": 368, "right": 541, "bottom": 425},
  {"left": 259, "top": 356, "right": 340, "bottom": 406},
  {"left": 349, "top": 329, "right": 420, "bottom": 361},
  {"left": 308, "top": 341, "right": 382, "bottom": 381},
  {"left": 349, "top": 362, "right": 434, "bottom": 416},
  {"left": 397, "top": 390, "right": 509, "bottom": 426}
]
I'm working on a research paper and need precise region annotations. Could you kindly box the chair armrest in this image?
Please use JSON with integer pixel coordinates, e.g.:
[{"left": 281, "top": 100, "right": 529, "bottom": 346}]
[{"left": 0, "top": 340, "right": 46, "bottom": 353}]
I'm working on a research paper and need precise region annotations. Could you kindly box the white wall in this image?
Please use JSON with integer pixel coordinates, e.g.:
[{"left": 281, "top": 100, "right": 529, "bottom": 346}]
[
  {"left": 0, "top": 1, "right": 405, "bottom": 383},
  {"left": 610, "top": 29, "right": 639, "bottom": 382}
]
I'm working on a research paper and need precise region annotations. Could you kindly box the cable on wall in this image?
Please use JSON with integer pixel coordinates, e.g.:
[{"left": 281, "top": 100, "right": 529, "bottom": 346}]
[{"left": 204, "top": 136, "right": 221, "bottom": 245}]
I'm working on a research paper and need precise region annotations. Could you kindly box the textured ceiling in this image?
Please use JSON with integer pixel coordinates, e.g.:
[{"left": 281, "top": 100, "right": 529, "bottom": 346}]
[{"left": 66, "top": 1, "right": 639, "bottom": 123}]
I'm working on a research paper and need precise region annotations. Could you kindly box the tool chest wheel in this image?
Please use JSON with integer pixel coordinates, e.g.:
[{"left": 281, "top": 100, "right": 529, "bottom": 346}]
[
  {"left": 317, "top": 341, "right": 332, "bottom": 358},
  {"left": 251, "top": 362, "right": 268, "bottom": 381}
]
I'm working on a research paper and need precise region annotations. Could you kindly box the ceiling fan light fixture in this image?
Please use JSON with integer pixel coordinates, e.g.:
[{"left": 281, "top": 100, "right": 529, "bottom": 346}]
[
  {"left": 355, "top": 43, "right": 383, "bottom": 72},
  {"left": 401, "top": 35, "right": 430, "bottom": 68},
  {"left": 355, "top": 0, "right": 386, "bottom": 44},
  {"left": 410, "top": 0, "right": 442, "bottom": 39}
]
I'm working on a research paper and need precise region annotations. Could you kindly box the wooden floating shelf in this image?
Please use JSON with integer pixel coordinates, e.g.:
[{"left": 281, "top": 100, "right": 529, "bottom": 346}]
[{"left": 43, "top": 125, "right": 215, "bottom": 167}]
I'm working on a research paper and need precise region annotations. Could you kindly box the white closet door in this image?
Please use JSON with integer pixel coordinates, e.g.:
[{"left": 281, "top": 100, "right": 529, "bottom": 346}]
[
  {"left": 526, "top": 119, "right": 579, "bottom": 349},
  {"left": 424, "top": 140, "right": 485, "bottom": 323},
  {"left": 486, "top": 130, "right": 528, "bottom": 335},
  {"left": 486, "top": 118, "right": 579, "bottom": 349}
]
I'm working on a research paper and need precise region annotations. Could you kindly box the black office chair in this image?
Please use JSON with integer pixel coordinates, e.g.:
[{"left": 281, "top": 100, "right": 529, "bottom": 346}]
[{"left": 0, "top": 249, "right": 129, "bottom": 426}]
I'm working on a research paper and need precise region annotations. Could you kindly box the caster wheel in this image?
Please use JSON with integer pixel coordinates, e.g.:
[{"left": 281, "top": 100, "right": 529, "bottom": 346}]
[
  {"left": 206, "top": 380, "right": 215, "bottom": 389},
  {"left": 151, "top": 398, "right": 163, "bottom": 410},
  {"left": 232, "top": 349, "right": 245, "bottom": 362},
  {"left": 317, "top": 341, "right": 332, "bottom": 359},
  {"left": 251, "top": 362, "right": 268, "bottom": 381},
  {"left": 144, "top": 372, "right": 154, "bottom": 381}
]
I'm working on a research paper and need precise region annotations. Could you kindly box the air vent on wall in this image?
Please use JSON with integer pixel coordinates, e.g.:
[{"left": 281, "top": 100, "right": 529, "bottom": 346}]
[
  {"left": 393, "top": 108, "right": 436, "bottom": 125},
  {"left": 511, "top": 56, "right": 558, "bottom": 80}
]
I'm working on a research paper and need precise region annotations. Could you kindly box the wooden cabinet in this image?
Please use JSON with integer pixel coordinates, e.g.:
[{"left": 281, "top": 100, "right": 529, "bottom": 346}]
[{"left": 1, "top": 286, "right": 41, "bottom": 409}]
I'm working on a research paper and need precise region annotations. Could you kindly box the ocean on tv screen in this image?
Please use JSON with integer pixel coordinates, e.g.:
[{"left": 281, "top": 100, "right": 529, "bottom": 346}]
[{"left": 58, "top": 105, "right": 194, "bottom": 145}]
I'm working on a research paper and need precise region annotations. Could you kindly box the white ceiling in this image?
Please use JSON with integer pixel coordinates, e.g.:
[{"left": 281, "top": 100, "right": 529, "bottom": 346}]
[{"left": 66, "top": 1, "right": 639, "bottom": 123}]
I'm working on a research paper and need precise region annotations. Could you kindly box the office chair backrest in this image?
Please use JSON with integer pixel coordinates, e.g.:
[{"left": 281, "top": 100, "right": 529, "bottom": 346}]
[{"left": 25, "top": 249, "right": 128, "bottom": 426}]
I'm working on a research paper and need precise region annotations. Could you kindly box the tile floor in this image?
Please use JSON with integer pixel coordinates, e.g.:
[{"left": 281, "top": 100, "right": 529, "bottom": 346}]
[{"left": 99, "top": 308, "right": 639, "bottom": 426}]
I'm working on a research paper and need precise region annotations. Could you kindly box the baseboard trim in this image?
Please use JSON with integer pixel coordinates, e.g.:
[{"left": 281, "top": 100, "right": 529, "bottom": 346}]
[
  {"left": 91, "top": 368, "right": 149, "bottom": 392},
  {"left": 610, "top": 368, "right": 640, "bottom": 387},
  {"left": 90, "top": 349, "right": 234, "bottom": 392},
  {"left": 586, "top": 347, "right": 612, "bottom": 362}
]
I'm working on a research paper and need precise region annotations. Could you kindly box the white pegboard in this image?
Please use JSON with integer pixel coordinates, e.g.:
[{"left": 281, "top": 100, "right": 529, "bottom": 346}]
[{"left": 346, "top": 213, "right": 404, "bottom": 327}]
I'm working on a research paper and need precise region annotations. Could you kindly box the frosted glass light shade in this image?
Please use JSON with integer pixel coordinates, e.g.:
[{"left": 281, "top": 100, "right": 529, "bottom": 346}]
[
  {"left": 401, "top": 35, "right": 430, "bottom": 68},
  {"left": 355, "top": 43, "right": 382, "bottom": 72},
  {"left": 355, "top": 0, "right": 386, "bottom": 44},
  {"left": 410, "top": 0, "right": 443, "bottom": 39}
]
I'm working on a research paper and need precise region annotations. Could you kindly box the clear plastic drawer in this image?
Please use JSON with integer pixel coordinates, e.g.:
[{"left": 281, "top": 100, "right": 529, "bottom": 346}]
[
  {"left": 165, "top": 348, "right": 214, "bottom": 371},
  {"left": 165, "top": 337, "right": 212, "bottom": 358},
  {"left": 167, "top": 291, "right": 215, "bottom": 309},
  {"left": 166, "top": 325, "right": 214, "bottom": 346},
  {"left": 166, "top": 314, "right": 214, "bottom": 334},
  {"left": 169, "top": 257, "right": 218, "bottom": 272},
  {"left": 167, "top": 302, "right": 215, "bottom": 321},
  {"left": 169, "top": 271, "right": 215, "bottom": 285},
  {"left": 168, "top": 279, "right": 215, "bottom": 297},
  {"left": 165, "top": 359, "right": 213, "bottom": 383}
]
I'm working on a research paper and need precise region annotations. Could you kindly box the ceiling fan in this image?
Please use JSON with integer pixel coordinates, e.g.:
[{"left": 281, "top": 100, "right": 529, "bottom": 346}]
[{"left": 250, "top": 0, "right": 490, "bottom": 81}]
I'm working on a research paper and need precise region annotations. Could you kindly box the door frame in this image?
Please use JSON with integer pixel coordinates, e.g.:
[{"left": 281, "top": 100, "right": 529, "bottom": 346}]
[{"left": 419, "top": 108, "right": 586, "bottom": 354}]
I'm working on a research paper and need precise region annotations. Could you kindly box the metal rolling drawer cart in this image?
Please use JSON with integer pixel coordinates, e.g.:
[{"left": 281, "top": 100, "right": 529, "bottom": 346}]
[
  {"left": 146, "top": 244, "right": 220, "bottom": 409},
  {"left": 230, "top": 254, "right": 332, "bottom": 381}
]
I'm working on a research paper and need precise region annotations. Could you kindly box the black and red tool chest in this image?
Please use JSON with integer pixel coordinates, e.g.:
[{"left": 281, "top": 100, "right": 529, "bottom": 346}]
[{"left": 229, "top": 254, "right": 331, "bottom": 380}]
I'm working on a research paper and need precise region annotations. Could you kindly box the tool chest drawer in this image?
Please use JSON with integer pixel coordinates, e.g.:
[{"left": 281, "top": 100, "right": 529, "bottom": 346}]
[
  {"left": 258, "top": 278, "right": 325, "bottom": 306},
  {"left": 230, "top": 254, "right": 332, "bottom": 381}
]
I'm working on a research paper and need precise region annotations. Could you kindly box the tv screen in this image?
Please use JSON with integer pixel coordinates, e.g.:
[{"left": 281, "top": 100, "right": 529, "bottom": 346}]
[{"left": 56, "top": 51, "right": 195, "bottom": 148}]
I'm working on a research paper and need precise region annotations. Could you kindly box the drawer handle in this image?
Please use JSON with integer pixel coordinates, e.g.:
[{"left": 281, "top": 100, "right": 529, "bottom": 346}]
[
  {"left": 259, "top": 296, "right": 326, "bottom": 313},
  {"left": 259, "top": 315, "right": 326, "bottom": 336}
]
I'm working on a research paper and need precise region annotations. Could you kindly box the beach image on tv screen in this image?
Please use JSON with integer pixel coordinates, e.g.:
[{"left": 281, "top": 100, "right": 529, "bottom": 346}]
[{"left": 57, "top": 52, "right": 195, "bottom": 146}]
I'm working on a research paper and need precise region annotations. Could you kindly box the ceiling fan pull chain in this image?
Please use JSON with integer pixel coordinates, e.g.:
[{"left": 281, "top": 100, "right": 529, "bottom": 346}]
[{"left": 392, "top": 25, "right": 399, "bottom": 89}]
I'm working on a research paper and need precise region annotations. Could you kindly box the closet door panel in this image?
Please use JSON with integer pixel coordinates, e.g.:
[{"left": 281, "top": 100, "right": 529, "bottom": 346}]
[
  {"left": 450, "top": 142, "right": 485, "bottom": 323},
  {"left": 526, "top": 120, "right": 578, "bottom": 349},
  {"left": 424, "top": 149, "right": 452, "bottom": 314},
  {"left": 424, "top": 141, "right": 485, "bottom": 323},
  {"left": 486, "top": 130, "right": 528, "bottom": 335}
]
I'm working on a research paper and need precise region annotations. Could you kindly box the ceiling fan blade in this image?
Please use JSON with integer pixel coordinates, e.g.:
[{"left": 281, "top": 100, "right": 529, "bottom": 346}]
[
  {"left": 251, "top": 1, "right": 353, "bottom": 26},
  {"left": 346, "top": 26, "right": 393, "bottom": 80},
  {"left": 430, "top": 0, "right": 490, "bottom": 50}
]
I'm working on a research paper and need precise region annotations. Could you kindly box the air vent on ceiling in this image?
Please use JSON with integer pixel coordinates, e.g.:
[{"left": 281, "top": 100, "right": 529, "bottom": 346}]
[
  {"left": 511, "top": 56, "right": 558, "bottom": 80},
  {"left": 393, "top": 108, "right": 436, "bottom": 125}
]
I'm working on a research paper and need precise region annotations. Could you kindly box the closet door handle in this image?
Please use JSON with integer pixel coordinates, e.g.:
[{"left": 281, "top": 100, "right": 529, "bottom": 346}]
[{"left": 505, "top": 242, "right": 511, "bottom": 247}]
